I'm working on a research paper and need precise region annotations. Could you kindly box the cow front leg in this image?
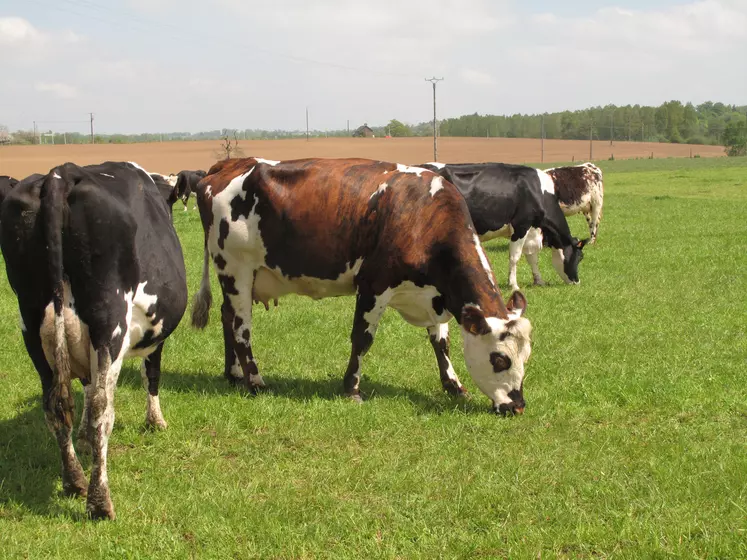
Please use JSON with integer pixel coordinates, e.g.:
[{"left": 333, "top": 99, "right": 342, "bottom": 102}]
[
  {"left": 343, "top": 288, "right": 391, "bottom": 402},
  {"left": 588, "top": 204, "right": 602, "bottom": 244},
  {"left": 427, "top": 323, "right": 467, "bottom": 396},
  {"left": 86, "top": 347, "right": 123, "bottom": 520},
  {"left": 141, "top": 343, "right": 167, "bottom": 430},
  {"left": 22, "top": 328, "right": 88, "bottom": 497},
  {"left": 222, "top": 273, "right": 266, "bottom": 393}
]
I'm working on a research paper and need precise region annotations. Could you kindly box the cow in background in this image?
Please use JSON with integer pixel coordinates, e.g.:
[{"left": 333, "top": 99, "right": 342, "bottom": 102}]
[
  {"left": 544, "top": 162, "right": 604, "bottom": 244},
  {"left": 419, "top": 162, "right": 587, "bottom": 291}
]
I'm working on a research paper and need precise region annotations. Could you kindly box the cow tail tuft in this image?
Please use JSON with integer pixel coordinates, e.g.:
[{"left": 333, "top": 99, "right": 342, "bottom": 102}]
[{"left": 191, "top": 240, "right": 213, "bottom": 329}]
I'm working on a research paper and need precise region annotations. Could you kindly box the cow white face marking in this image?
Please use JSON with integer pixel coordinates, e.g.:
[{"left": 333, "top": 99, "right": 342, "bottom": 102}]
[
  {"left": 255, "top": 158, "right": 280, "bottom": 166},
  {"left": 425, "top": 161, "right": 446, "bottom": 169},
  {"left": 536, "top": 169, "right": 555, "bottom": 195},
  {"left": 396, "top": 163, "right": 427, "bottom": 176},
  {"left": 429, "top": 176, "right": 444, "bottom": 197},
  {"left": 461, "top": 301, "right": 531, "bottom": 414}
]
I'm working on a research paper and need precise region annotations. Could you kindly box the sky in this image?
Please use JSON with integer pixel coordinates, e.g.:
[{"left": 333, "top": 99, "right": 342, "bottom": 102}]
[{"left": 1, "top": 0, "right": 745, "bottom": 134}]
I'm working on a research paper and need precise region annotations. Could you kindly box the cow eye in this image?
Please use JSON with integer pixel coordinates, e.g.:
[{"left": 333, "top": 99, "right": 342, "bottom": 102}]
[
  {"left": 499, "top": 331, "right": 511, "bottom": 341},
  {"left": 490, "top": 351, "right": 512, "bottom": 372}
]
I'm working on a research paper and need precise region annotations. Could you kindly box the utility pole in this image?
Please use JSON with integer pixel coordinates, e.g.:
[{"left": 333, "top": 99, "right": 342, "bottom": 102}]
[
  {"left": 541, "top": 114, "right": 545, "bottom": 163},
  {"left": 589, "top": 118, "right": 594, "bottom": 161},
  {"left": 306, "top": 107, "right": 309, "bottom": 141},
  {"left": 609, "top": 111, "right": 614, "bottom": 146},
  {"left": 347, "top": 119, "right": 350, "bottom": 135},
  {"left": 89, "top": 112, "right": 95, "bottom": 144},
  {"left": 425, "top": 77, "right": 444, "bottom": 161},
  {"left": 33, "top": 121, "right": 37, "bottom": 145}
]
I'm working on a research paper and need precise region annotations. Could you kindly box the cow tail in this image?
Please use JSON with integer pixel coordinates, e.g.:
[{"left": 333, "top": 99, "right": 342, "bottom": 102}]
[
  {"left": 41, "top": 167, "right": 75, "bottom": 426},
  {"left": 190, "top": 239, "right": 213, "bottom": 329}
]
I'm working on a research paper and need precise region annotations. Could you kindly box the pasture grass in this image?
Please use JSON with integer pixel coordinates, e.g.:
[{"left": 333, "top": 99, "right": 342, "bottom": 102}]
[{"left": 1, "top": 156, "right": 746, "bottom": 558}]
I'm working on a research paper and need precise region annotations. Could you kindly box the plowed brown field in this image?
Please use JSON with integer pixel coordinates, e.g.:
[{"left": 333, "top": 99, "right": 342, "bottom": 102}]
[{"left": 0, "top": 137, "right": 725, "bottom": 178}]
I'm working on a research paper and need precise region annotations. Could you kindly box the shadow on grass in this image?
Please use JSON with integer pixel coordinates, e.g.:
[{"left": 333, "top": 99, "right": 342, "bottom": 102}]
[
  {"left": 115, "top": 363, "right": 487, "bottom": 415},
  {"left": 0, "top": 394, "right": 89, "bottom": 519}
]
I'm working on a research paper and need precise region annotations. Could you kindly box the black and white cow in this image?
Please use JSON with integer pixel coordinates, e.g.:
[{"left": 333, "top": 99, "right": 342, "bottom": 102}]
[
  {"left": 191, "top": 157, "right": 532, "bottom": 414},
  {"left": 0, "top": 161, "right": 188, "bottom": 520},
  {"left": 418, "top": 162, "right": 588, "bottom": 291},
  {"left": 172, "top": 169, "right": 207, "bottom": 211},
  {"left": 544, "top": 162, "right": 604, "bottom": 244}
]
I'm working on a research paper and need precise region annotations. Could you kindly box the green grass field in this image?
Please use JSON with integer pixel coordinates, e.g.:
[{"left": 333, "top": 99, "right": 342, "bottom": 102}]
[{"left": 1, "top": 157, "right": 745, "bottom": 559}]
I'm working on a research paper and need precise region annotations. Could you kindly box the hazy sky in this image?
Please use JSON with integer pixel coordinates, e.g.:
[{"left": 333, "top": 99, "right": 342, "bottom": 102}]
[{"left": 1, "top": 0, "right": 745, "bottom": 134}]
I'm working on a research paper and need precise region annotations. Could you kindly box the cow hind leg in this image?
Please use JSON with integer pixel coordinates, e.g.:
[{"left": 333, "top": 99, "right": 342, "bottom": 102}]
[
  {"left": 86, "top": 347, "right": 123, "bottom": 520},
  {"left": 508, "top": 236, "right": 527, "bottom": 292},
  {"left": 23, "top": 328, "right": 88, "bottom": 497},
  {"left": 141, "top": 343, "right": 167, "bottom": 430},
  {"left": 343, "top": 288, "right": 390, "bottom": 402},
  {"left": 222, "top": 271, "right": 266, "bottom": 393},
  {"left": 221, "top": 297, "right": 243, "bottom": 386},
  {"left": 588, "top": 203, "right": 602, "bottom": 244},
  {"left": 76, "top": 381, "right": 94, "bottom": 455},
  {"left": 427, "top": 323, "right": 467, "bottom": 396}
]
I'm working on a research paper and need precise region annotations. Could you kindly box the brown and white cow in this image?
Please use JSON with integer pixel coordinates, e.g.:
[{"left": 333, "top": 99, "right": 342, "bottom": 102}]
[
  {"left": 544, "top": 162, "right": 604, "bottom": 244},
  {"left": 191, "top": 157, "right": 533, "bottom": 415}
]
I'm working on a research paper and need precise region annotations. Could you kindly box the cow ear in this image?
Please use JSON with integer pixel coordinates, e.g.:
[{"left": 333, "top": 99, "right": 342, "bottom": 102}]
[
  {"left": 461, "top": 304, "right": 491, "bottom": 336},
  {"left": 506, "top": 291, "right": 527, "bottom": 317},
  {"left": 577, "top": 238, "right": 589, "bottom": 249}
]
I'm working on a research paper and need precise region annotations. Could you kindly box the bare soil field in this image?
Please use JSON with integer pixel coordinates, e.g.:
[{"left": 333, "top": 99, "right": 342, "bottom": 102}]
[{"left": 0, "top": 137, "right": 725, "bottom": 178}]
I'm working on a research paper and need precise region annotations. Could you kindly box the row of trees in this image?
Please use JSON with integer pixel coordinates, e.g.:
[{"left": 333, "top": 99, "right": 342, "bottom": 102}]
[{"left": 3, "top": 101, "right": 745, "bottom": 153}]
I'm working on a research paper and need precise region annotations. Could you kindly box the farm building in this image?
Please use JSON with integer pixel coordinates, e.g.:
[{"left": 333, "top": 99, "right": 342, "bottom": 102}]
[{"left": 353, "top": 123, "right": 374, "bottom": 138}]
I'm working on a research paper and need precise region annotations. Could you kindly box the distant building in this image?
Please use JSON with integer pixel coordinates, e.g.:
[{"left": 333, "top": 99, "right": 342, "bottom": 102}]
[{"left": 353, "top": 123, "right": 375, "bottom": 138}]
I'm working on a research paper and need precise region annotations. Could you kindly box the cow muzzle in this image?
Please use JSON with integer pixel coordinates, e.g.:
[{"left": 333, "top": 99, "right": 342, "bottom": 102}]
[{"left": 495, "top": 391, "right": 526, "bottom": 417}]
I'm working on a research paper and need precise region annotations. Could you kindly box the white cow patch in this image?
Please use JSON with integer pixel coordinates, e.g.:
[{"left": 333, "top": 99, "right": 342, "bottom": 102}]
[
  {"left": 255, "top": 158, "right": 280, "bottom": 166},
  {"left": 111, "top": 324, "right": 122, "bottom": 339},
  {"left": 129, "top": 281, "right": 163, "bottom": 346},
  {"left": 53, "top": 173, "right": 62, "bottom": 179},
  {"left": 39, "top": 282, "right": 91, "bottom": 380},
  {"left": 128, "top": 162, "right": 154, "bottom": 181},
  {"left": 19, "top": 311, "right": 26, "bottom": 333},
  {"left": 479, "top": 225, "right": 512, "bottom": 242},
  {"left": 536, "top": 169, "right": 555, "bottom": 195},
  {"left": 369, "top": 182, "right": 388, "bottom": 200},
  {"left": 425, "top": 162, "right": 446, "bottom": 169},
  {"left": 473, "top": 234, "right": 496, "bottom": 288},
  {"left": 429, "top": 176, "right": 444, "bottom": 197},
  {"left": 395, "top": 163, "right": 427, "bottom": 176},
  {"left": 100, "top": 173, "right": 115, "bottom": 179},
  {"left": 205, "top": 185, "right": 213, "bottom": 198},
  {"left": 388, "top": 282, "right": 451, "bottom": 327},
  {"left": 253, "top": 258, "right": 364, "bottom": 307}
]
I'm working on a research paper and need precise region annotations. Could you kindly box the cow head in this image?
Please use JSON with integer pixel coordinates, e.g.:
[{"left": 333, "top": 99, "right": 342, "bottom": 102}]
[
  {"left": 552, "top": 237, "right": 588, "bottom": 284},
  {"left": 460, "top": 292, "right": 532, "bottom": 415}
]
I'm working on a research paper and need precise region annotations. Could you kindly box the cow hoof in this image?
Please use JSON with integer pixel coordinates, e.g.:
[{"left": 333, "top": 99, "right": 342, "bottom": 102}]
[
  {"left": 62, "top": 470, "right": 88, "bottom": 498},
  {"left": 346, "top": 393, "right": 364, "bottom": 404},
  {"left": 443, "top": 383, "right": 469, "bottom": 398},
  {"left": 145, "top": 417, "right": 168, "bottom": 431},
  {"left": 87, "top": 490, "right": 116, "bottom": 521},
  {"left": 532, "top": 278, "right": 546, "bottom": 287}
]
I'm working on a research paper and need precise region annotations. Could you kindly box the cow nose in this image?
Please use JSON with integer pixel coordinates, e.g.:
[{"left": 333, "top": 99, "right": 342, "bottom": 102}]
[{"left": 496, "top": 399, "right": 526, "bottom": 416}]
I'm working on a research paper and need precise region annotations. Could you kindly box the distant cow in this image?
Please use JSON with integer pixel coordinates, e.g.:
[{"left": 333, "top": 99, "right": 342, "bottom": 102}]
[
  {"left": 0, "top": 161, "right": 187, "bottom": 520},
  {"left": 419, "top": 162, "right": 587, "bottom": 291},
  {"left": 173, "top": 169, "right": 207, "bottom": 211},
  {"left": 544, "top": 162, "right": 604, "bottom": 243},
  {"left": 191, "top": 157, "right": 532, "bottom": 415}
]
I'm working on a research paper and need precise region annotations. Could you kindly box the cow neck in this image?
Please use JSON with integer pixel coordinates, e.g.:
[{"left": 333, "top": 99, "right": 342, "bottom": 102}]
[{"left": 442, "top": 250, "right": 509, "bottom": 322}]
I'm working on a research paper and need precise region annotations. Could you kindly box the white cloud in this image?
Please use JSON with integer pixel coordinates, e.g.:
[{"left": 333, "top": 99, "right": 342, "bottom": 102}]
[
  {"left": 460, "top": 68, "right": 497, "bottom": 86},
  {"left": 0, "top": 17, "right": 42, "bottom": 44},
  {"left": 35, "top": 82, "right": 78, "bottom": 99}
]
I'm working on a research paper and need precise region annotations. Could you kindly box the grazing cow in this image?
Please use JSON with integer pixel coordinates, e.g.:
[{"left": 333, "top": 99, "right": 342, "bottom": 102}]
[
  {"left": 191, "top": 157, "right": 532, "bottom": 414},
  {"left": 418, "top": 162, "right": 588, "bottom": 291},
  {"left": 0, "top": 161, "right": 187, "bottom": 520},
  {"left": 544, "top": 162, "right": 604, "bottom": 244},
  {"left": 173, "top": 169, "right": 207, "bottom": 211}
]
